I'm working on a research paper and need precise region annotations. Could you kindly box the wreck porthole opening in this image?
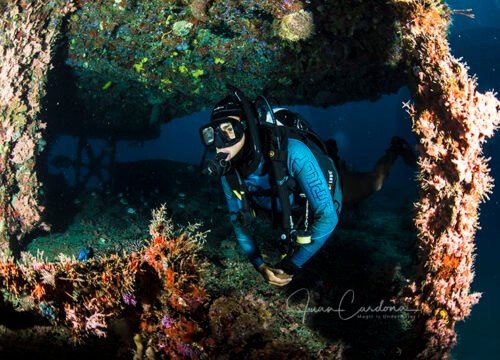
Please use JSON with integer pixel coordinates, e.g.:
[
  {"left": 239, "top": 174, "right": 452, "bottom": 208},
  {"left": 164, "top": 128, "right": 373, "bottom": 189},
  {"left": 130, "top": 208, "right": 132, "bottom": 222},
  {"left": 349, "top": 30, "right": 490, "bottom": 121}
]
[
  {"left": 27, "top": 0, "right": 415, "bottom": 263},
  {"left": 37, "top": 86, "right": 419, "bottom": 256}
]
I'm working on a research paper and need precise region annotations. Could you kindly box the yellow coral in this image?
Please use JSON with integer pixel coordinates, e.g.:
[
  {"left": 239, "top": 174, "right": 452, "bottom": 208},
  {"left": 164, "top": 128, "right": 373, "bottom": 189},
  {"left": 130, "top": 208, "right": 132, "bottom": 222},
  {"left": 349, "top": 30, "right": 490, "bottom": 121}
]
[
  {"left": 192, "top": 69, "right": 204, "bottom": 78},
  {"left": 435, "top": 308, "right": 449, "bottom": 325},
  {"left": 133, "top": 58, "right": 148, "bottom": 73}
]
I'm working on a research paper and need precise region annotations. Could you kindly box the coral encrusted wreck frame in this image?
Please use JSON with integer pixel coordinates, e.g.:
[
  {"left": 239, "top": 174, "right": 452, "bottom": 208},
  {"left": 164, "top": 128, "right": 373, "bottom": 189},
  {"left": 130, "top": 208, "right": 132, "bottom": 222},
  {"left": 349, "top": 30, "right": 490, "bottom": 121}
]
[{"left": 0, "top": 0, "right": 499, "bottom": 358}]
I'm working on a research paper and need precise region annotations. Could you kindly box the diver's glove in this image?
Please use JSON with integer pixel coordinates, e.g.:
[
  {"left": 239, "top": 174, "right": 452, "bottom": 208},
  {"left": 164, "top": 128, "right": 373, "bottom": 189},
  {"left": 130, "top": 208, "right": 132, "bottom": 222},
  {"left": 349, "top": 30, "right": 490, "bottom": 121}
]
[
  {"left": 257, "top": 263, "right": 293, "bottom": 286},
  {"left": 276, "top": 257, "right": 300, "bottom": 276}
]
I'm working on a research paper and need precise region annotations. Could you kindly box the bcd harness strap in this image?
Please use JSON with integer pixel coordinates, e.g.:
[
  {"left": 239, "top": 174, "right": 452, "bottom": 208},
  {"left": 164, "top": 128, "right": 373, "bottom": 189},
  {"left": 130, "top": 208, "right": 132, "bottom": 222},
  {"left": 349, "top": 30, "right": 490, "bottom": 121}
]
[
  {"left": 229, "top": 170, "right": 255, "bottom": 227},
  {"left": 226, "top": 126, "right": 303, "bottom": 257},
  {"left": 267, "top": 124, "right": 296, "bottom": 252}
]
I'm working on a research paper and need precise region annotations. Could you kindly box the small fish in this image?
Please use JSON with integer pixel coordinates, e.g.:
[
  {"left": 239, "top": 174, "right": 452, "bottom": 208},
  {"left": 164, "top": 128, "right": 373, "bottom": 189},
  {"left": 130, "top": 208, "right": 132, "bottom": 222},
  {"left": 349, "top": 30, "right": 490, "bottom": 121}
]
[
  {"left": 178, "top": 203, "right": 185, "bottom": 209},
  {"left": 127, "top": 208, "right": 136, "bottom": 214},
  {"left": 178, "top": 193, "right": 186, "bottom": 198},
  {"left": 78, "top": 246, "right": 94, "bottom": 261},
  {"left": 102, "top": 81, "right": 113, "bottom": 90},
  {"left": 120, "top": 198, "right": 128, "bottom": 205}
]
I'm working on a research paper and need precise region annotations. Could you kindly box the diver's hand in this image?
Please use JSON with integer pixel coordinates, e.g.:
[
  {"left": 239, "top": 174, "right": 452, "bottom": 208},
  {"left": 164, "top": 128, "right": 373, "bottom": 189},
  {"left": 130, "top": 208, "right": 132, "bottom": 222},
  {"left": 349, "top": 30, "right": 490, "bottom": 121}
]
[{"left": 257, "top": 263, "right": 293, "bottom": 286}]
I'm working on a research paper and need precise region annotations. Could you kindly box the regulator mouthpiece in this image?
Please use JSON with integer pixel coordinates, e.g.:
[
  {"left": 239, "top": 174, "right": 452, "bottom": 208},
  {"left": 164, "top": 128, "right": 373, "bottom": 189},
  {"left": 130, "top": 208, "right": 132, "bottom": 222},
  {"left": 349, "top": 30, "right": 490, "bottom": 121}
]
[{"left": 202, "top": 152, "right": 230, "bottom": 177}]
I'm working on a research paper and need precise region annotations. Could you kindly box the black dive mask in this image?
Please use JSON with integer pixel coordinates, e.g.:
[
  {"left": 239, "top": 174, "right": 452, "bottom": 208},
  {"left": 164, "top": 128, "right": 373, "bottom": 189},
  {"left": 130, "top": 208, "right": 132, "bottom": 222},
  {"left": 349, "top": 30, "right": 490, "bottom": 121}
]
[{"left": 199, "top": 117, "right": 245, "bottom": 149}]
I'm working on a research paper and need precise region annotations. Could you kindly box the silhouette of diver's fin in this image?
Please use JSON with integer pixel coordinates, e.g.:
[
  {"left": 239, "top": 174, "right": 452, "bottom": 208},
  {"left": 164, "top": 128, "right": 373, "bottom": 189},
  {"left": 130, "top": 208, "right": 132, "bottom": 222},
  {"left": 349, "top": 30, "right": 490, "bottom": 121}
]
[{"left": 390, "top": 136, "right": 417, "bottom": 167}]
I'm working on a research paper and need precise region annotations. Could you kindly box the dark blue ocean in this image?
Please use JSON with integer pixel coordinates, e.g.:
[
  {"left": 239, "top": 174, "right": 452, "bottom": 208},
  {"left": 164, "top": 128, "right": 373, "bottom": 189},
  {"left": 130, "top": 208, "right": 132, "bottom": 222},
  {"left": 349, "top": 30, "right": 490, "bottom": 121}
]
[{"left": 46, "top": 1, "right": 499, "bottom": 358}]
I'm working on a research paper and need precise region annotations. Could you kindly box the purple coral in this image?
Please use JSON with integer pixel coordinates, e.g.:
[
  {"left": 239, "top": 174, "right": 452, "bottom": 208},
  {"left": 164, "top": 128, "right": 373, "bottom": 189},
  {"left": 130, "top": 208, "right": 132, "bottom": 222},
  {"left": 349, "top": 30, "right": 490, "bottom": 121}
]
[
  {"left": 176, "top": 343, "right": 199, "bottom": 357},
  {"left": 122, "top": 292, "right": 137, "bottom": 306},
  {"left": 161, "top": 315, "right": 174, "bottom": 329}
]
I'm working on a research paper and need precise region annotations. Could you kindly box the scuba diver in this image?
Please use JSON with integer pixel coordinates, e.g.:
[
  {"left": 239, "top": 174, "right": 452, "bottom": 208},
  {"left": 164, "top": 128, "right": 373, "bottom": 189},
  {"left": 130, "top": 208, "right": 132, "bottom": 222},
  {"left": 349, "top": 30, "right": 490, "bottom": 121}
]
[{"left": 199, "top": 88, "right": 416, "bottom": 286}]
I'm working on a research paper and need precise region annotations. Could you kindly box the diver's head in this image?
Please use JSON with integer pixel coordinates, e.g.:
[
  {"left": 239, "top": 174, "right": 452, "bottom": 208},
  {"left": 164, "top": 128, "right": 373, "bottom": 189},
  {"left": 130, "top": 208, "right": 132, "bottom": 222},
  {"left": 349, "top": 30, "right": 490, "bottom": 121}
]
[
  {"left": 213, "top": 117, "right": 246, "bottom": 161},
  {"left": 210, "top": 95, "right": 245, "bottom": 122},
  {"left": 199, "top": 96, "right": 250, "bottom": 176},
  {"left": 200, "top": 96, "right": 248, "bottom": 161}
]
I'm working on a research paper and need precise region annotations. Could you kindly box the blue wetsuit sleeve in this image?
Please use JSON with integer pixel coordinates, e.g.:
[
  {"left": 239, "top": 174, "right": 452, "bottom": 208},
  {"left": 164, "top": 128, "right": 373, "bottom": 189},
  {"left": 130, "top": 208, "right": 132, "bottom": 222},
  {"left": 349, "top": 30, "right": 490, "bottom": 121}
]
[
  {"left": 221, "top": 176, "right": 264, "bottom": 269},
  {"left": 287, "top": 140, "right": 338, "bottom": 268}
]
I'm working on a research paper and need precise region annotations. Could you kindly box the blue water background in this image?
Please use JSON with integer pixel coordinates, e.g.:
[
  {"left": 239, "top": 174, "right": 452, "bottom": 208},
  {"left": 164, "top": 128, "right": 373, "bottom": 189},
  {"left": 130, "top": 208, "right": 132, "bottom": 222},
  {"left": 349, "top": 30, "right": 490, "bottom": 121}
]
[{"left": 47, "top": 1, "right": 499, "bottom": 357}]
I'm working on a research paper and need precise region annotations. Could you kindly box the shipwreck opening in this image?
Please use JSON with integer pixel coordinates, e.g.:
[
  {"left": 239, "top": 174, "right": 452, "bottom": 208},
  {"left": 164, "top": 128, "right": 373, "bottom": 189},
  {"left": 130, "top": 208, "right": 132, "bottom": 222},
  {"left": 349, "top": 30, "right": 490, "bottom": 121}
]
[
  {"left": 27, "top": 9, "right": 420, "bottom": 353},
  {"left": 2, "top": 0, "right": 498, "bottom": 358}
]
